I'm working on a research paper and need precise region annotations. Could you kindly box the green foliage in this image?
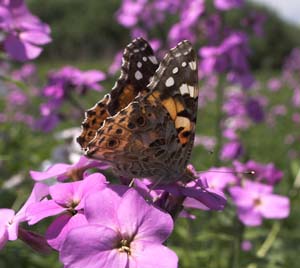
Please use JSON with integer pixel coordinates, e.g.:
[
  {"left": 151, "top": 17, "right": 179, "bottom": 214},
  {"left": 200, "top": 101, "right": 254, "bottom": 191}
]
[
  {"left": 28, "top": 0, "right": 128, "bottom": 60},
  {"left": 27, "top": 0, "right": 300, "bottom": 70}
]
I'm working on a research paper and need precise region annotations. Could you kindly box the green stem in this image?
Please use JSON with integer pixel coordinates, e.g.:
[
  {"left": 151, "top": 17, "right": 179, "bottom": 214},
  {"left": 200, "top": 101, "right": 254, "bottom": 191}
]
[
  {"left": 214, "top": 78, "right": 224, "bottom": 166},
  {"left": 229, "top": 218, "right": 244, "bottom": 268},
  {"left": 256, "top": 222, "right": 281, "bottom": 258}
]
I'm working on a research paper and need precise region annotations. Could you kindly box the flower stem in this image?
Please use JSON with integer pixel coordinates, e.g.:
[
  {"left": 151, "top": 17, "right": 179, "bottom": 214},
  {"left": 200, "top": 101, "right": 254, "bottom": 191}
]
[
  {"left": 256, "top": 222, "right": 281, "bottom": 258},
  {"left": 214, "top": 78, "right": 224, "bottom": 166}
]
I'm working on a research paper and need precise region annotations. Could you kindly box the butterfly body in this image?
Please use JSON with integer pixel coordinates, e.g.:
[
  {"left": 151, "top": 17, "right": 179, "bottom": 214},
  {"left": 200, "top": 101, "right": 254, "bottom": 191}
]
[{"left": 77, "top": 38, "right": 199, "bottom": 185}]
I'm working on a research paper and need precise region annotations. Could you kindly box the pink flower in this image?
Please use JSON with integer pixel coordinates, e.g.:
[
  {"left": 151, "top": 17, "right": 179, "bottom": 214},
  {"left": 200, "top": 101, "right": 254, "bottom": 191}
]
[
  {"left": 0, "top": 183, "right": 48, "bottom": 249},
  {"left": 60, "top": 188, "right": 178, "bottom": 268},
  {"left": 229, "top": 180, "right": 290, "bottom": 226},
  {"left": 26, "top": 173, "right": 107, "bottom": 250},
  {"left": 30, "top": 156, "right": 108, "bottom": 182},
  {"left": 1, "top": 0, "right": 51, "bottom": 61}
]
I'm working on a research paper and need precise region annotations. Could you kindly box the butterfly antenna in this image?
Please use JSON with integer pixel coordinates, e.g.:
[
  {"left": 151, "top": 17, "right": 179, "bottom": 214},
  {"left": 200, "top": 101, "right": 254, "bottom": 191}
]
[{"left": 198, "top": 170, "right": 256, "bottom": 176}]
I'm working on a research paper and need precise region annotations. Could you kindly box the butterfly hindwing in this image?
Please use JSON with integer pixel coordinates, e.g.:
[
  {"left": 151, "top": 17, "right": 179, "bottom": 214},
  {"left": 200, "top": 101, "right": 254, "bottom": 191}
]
[{"left": 77, "top": 37, "right": 159, "bottom": 149}]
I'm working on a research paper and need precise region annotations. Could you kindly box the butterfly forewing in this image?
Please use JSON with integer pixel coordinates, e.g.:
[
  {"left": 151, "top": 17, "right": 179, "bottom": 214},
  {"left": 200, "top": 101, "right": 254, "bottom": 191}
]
[
  {"left": 146, "top": 40, "right": 199, "bottom": 170},
  {"left": 77, "top": 37, "right": 159, "bottom": 149}
]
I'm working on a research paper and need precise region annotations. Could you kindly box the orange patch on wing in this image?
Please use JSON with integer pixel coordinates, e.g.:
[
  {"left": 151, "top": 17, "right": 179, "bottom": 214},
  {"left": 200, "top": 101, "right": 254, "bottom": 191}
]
[
  {"left": 118, "top": 84, "right": 136, "bottom": 109},
  {"left": 175, "top": 116, "right": 192, "bottom": 145},
  {"left": 162, "top": 97, "right": 177, "bottom": 120},
  {"left": 175, "top": 99, "right": 185, "bottom": 113}
]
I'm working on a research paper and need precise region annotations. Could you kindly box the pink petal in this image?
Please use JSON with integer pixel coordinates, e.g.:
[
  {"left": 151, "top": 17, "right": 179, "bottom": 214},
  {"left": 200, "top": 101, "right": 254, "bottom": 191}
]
[
  {"left": 0, "top": 209, "right": 15, "bottom": 225},
  {"left": 7, "top": 217, "right": 20, "bottom": 241},
  {"left": 46, "top": 213, "right": 88, "bottom": 250},
  {"left": 0, "top": 226, "right": 8, "bottom": 250},
  {"left": 49, "top": 182, "right": 77, "bottom": 207},
  {"left": 238, "top": 208, "right": 262, "bottom": 226},
  {"left": 82, "top": 70, "right": 106, "bottom": 82},
  {"left": 60, "top": 225, "right": 127, "bottom": 268},
  {"left": 117, "top": 189, "right": 173, "bottom": 244},
  {"left": 4, "top": 34, "right": 42, "bottom": 61},
  {"left": 17, "top": 183, "right": 49, "bottom": 218},
  {"left": 49, "top": 173, "right": 106, "bottom": 209},
  {"left": 244, "top": 180, "right": 273, "bottom": 194},
  {"left": 130, "top": 242, "right": 178, "bottom": 268},
  {"left": 183, "top": 197, "right": 210, "bottom": 210},
  {"left": 85, "top": 188, "right": 122, "bottom": 230},
  {"left": 229, "top": 186, "right": 254, "bottom": 208},
  {"left": 75, "top": 173, "right": 107, "bottom": 209},
  {"left": 20, "top": 30, "right": 52, "bottom": 45},
  {"left": 26, "top": 199, "right": 65, "bottom": 225},
  {"left": 30, "top": 163, "right": 71, "bottom": 181},
  {"left": 259, "top": 194, "right": 290, "bottom": 219}
]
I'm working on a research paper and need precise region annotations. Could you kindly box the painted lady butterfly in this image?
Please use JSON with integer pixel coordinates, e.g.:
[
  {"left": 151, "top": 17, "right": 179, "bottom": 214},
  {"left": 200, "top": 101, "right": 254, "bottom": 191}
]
[{"left": 77, "top": 38, "right": 199, "bottom": 184}]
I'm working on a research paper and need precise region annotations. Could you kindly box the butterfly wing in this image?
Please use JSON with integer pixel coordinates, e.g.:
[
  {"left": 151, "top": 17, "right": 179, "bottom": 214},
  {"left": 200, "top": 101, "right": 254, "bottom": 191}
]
[
  {"left": 145, "top": 40, "right": 199, "bottom": 172},
  {"left": 77, "top": 37, "right": 159, "bottom": 149},
  {"left": 86, "top": 40, "right": 199, "bottom": 183}
]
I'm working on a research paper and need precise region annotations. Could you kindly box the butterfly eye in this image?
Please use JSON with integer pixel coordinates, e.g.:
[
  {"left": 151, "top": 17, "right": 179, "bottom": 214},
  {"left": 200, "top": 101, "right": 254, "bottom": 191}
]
[{"left": 107, "top": 138, "right": 119, "bottom": 149}]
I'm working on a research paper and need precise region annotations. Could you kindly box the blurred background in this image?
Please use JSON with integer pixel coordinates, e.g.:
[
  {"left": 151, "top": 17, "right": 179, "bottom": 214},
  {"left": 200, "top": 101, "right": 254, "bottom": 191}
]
[{"left": 1, "top": 0, "right": 300, "bottom": 267}]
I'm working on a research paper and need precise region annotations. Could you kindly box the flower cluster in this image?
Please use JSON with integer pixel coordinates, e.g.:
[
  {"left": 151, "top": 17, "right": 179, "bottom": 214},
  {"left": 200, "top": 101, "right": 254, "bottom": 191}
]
[
  {"left": 0, "top": 63, "right": 38, "bottom": 127},
  {"left": 221, "top": 86, "right": 266, "bottom": 161},
  {"left": 195, "top": 163, "right": 289, "bottom": 227},
  {"left": 36, "top": 66, "right": 106, "bottom": 132},
  {"left": 0, "top": 156, "right": 226, "bottom": 267},
  {"left": 0, "top": 0, "right": 51, "bottom": 61}
]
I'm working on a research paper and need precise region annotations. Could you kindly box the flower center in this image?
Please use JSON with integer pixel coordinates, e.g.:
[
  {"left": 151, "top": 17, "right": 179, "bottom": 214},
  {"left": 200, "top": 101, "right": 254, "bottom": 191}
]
[
  {"left": 253, "top": 197, "right": 261, "bottom": 207},
  {"left": 118, "top": 239, "right": 131, "bottom": 255}
]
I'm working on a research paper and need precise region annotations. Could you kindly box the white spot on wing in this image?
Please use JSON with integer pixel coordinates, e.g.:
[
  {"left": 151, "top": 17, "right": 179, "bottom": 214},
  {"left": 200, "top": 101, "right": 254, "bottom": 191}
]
[
  {"left": 143, "top": 57, "right": 147, "bottom": 62},
  {"left": 137, "top": 62, "right": 142, "bottom": 68},
  {"left": 182, "top": 62, "right": 187, "bottom": 67},
  {"left": 172, "top": 67, "right": 179, "bottom": 74},
  {"left": 189, "top": 61, "right": 197, "bottom": 70},
  {"left": 180, "top": 84, "right": 189, "bottom": 95},
  {"left": 180, "top": 84, "right": 197, "bottom": 98},
  {"left": 135, "top": 70, "right": 143, "bottom": 80},
  {"left": 134, "top": 49, "right": 139, "bottom": 53},
  {"left": 165, "top": 77, "right": 175, "bottom": 87},
  {"left": 149, "top": 56, "right": 158, "bottom": 64},
  {"left": 188, "top": 85, "right": 195, "bottom": 97}
]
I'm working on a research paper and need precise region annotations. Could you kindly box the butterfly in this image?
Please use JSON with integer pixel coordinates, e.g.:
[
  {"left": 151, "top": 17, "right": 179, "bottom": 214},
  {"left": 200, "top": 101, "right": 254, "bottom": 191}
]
[{"left": 77, "top": 37, "right": 199, "bottom": 185}]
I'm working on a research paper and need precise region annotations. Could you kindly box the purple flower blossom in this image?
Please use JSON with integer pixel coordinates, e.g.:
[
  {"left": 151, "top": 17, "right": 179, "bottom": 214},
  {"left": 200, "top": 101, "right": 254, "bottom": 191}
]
[
  {"left": 30, "top": 156, "right": 108, "bottom": 182},
  {"left": 245, "top": 97, "right": 265, "bottom": 123},
  {"left": 200, "top": 32, "right": 253, "bottom": 88},
  {"left": 241, "top": 240, "right": 252, "bottom": 251},
  {"left": 198, "top": 167, "right": 237, "bottom": 191},
  {"left": 220, "top": 140, "right": 244, "bottom": 160},
  {"left": 292, "top": 88, "right": 300, "bottom": 107},
  {"left": 0, "top": 0, "right": 51, "bottom": 61},
  {"left": 7, "top": 89, "right": 27, "bottom": 105},
  {"left": 60, "top": 187, "right": 178, "bottom": 268},
  {"left": 0, "top": 183, "right": 48, "bottom": 249},
  {"left": 11, "top": 63, "right": 37, "bottom": 81},
  {"left": 194, "top": 135, "right": 216, "bottom": 151},
  {"left": 229, "top": 180, "right": 290, "bottom": 226},
  {"left": 214, "top": 0, "right": 244, "bottom": 11},
  {"left": 242, "top": 11, "right": 266, "bottom": 37},
  {"left": 267, "top": 78, "right": 282, "bottom": 92},
  {"left": 26, "top": 173, "right": 107, "bottom": 250},
  {"left": 233, "top": 160, "right": 283, "bottom": 185}
]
